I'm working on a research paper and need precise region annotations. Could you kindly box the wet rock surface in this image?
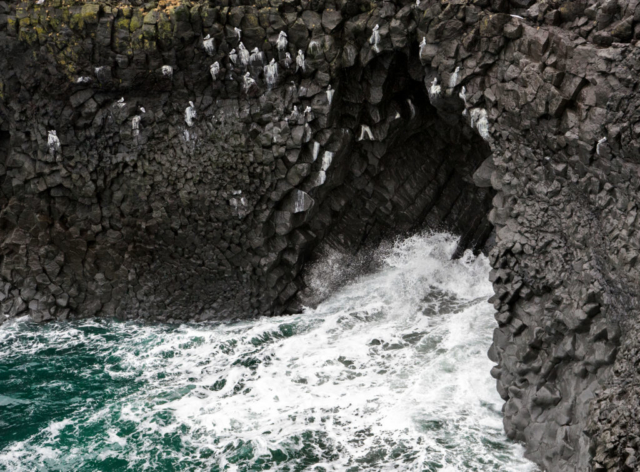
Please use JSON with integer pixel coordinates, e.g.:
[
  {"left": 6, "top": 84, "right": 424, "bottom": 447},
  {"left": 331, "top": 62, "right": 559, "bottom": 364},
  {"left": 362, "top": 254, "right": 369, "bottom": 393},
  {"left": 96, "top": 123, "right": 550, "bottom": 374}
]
[{"left": 1, "top": 0, "right": 640, "bottom": 470}]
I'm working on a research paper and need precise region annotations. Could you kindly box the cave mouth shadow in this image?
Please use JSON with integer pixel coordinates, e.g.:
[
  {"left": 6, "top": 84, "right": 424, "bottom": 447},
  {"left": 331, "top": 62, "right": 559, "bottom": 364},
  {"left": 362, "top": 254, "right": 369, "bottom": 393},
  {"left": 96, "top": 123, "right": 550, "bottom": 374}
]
[{"left": 293, "top": 51, "right": 495, "bottom": 310}]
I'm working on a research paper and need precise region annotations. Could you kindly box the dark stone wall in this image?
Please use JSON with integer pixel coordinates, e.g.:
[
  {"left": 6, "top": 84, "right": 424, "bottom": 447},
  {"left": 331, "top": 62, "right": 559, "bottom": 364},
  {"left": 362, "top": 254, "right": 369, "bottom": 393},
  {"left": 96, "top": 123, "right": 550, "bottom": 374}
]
[{"left": 2, "top": 0, "right": 640, "bottom": 470}]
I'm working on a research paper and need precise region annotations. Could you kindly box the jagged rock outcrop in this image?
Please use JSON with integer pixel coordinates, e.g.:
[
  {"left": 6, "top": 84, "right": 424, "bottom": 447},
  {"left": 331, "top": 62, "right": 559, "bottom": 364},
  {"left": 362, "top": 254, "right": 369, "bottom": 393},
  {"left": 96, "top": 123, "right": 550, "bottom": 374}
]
[{"left": 1, "top": 0, "right": 640, "bottom": 470}]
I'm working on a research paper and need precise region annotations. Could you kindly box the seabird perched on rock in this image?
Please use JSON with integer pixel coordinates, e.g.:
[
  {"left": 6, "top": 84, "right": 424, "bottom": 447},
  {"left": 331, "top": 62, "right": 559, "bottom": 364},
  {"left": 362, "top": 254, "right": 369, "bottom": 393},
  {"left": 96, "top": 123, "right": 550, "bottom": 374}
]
[
  {"left": 369, "top": 24, "right": 381, "bottom": 53},
  {"left": 419, "top": 37, "right": 428, "bottom": 64},
  {"left": 185, "top": 101, "right": 196, "bottom": 127},
  {"left": 597, "top": 137, "right": 607, "bottom": 155},
  {"left": 238, "top": 43, "right": 250, "bottom": 67},
  {"left": 264, "top": 59, "right": 278, "bottom": 87},
  {"left": 229, "top": 49, "right": 238, "bottom": 65},
  {"left": 470, "top": 108, "right": 490, "bottom": 141},
  {"left": 277, "top": 31, "right": 288, "bottom": 51},
  {"left": 296, "top": 50, "right": 305, "bottom": 72},
  {"left": 407, "top": 98, "right": 415, "bottom": 118},
  {"left": 47, "top": 130, "right": 61, "bottom": 154},
  {"left": 250, "top": 47, "right": 263, "bottom": 65},
  {"left": 459, "top": 86, "right": 467, "bottom": 106},
  {"left": 243, "top": 72, "right": 256, "bottom": 90},
  {"left": 429, "top": 78, "right": 441, "bottom": 98},
  {"left": 308, "top": 39, "right": 322, "bottom": 55},
  {"left": 132, "top": 115, "right": 141, "bottom": 136},
  {"left": 203, "top": 34, "right": 215, "bottom": 55},
  {"left": 289, "top": 106, "right": 300, "bottom": 122},
  {"left": 161, "top": 65, "right": 173, "bottom": 77},
  {"left": 326, "top": 85, "right": 334, "bottom": 104},
  {"left": 210, "top": 62, "right": 220, "bottom": 80},
  {"left": 358, "top": 125, "right": 374, "bottom": 141},
  {"left": 449, "top": 66, "right": 460, "bottom": 88}
]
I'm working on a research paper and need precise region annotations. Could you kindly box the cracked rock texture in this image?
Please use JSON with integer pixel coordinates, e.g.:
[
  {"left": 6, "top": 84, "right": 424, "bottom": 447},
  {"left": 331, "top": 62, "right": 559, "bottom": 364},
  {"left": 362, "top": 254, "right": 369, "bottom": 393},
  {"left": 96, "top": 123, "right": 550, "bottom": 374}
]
[{"left": 1, "top": 0, "right": 640, "bottom": 470}]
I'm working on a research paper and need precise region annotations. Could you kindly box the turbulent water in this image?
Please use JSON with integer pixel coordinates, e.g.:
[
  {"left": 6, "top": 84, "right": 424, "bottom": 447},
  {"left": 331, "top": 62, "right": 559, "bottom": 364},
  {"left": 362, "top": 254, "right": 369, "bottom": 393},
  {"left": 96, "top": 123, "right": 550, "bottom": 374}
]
[{"left": 0, "top": 233, "right": 536, "bottom": 471}]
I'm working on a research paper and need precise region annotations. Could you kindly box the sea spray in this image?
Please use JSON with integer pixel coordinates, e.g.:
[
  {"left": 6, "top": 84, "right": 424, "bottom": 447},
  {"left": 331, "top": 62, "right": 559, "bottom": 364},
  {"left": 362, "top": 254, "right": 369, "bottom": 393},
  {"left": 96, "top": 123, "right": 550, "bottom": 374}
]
[{"left": 0, "top": 234, "right": 536, "bottom": 472}]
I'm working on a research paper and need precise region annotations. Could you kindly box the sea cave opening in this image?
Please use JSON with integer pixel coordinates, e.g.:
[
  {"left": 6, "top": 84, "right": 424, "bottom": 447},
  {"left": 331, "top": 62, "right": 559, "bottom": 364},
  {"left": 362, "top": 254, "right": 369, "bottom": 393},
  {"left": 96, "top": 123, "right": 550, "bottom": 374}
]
[{"left": 291, "top": 50, "right": 496, "bottom": 309}]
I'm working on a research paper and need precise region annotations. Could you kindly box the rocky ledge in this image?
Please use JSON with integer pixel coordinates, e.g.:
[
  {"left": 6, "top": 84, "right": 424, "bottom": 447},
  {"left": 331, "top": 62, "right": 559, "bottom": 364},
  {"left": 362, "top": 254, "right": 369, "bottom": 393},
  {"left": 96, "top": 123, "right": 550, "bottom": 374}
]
[{"left": 1, "top": 0, "right": 640, "bottom": 470}]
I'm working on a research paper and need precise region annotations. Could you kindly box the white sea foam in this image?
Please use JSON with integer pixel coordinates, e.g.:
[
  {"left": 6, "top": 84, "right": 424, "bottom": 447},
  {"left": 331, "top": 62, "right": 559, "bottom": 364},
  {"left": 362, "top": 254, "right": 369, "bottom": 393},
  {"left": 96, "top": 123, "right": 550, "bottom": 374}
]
[{"left": 0, "top": 233, "right": 536, "bottom": 471}]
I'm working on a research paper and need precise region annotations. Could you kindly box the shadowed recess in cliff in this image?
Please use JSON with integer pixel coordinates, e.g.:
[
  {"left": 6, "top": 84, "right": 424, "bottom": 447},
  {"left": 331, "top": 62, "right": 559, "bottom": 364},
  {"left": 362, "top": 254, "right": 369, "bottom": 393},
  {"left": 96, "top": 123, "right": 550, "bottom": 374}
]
[{"left": 289, "top": 52, "right": 494, "bottom": 310}]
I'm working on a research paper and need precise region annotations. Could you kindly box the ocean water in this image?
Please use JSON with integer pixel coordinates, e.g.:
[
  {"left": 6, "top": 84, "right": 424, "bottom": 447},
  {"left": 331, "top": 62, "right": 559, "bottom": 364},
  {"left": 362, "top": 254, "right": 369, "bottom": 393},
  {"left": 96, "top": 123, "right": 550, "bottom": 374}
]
[{"left": 0, "top": 233, "right": 536, "bottom": 471}]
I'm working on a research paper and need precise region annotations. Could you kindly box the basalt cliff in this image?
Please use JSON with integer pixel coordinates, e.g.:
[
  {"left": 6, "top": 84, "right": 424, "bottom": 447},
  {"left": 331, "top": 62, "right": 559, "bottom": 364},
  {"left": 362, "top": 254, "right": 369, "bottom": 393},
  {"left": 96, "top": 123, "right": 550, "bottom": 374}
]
[{"left": 1, "top": 0, "right": 639, "bottom": 469}]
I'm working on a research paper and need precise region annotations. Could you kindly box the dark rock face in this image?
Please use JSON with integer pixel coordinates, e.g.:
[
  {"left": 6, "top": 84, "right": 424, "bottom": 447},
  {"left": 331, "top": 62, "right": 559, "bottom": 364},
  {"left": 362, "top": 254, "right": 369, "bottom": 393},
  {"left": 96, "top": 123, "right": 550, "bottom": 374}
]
[
  {"left": 0, "top": 0, "right": 494, "bottom": 324},
  {"left": 1, "top": 0, "right": 640, "bottom": 470}
]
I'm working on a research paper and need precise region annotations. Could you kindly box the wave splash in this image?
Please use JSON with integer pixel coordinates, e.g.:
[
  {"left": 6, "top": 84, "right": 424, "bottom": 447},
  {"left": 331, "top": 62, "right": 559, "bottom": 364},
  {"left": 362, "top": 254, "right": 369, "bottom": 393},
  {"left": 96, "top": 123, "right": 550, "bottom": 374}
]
[{"left": 0, "top": 233, "right": 536, "bottom": 471}]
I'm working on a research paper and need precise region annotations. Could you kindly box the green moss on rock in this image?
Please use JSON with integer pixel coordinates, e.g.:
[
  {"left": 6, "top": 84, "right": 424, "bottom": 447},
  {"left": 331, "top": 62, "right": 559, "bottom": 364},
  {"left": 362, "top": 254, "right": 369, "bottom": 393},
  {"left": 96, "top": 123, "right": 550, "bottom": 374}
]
[
  {"left": 172, "top": 5, "right": 190, "bottom": 23},
  {"left": 35, "top": 25, "right": 48, "bottom": 43},
  {"left": 144, "top": 10, "right": 159, "bottom": 25},
  {"left": 69, "top": 7, "right": 84, "bottom": 30},
  {"left": 142, "top": 23, "right": 157, "bottom": 41},
  {"left": 200, "top": 7, "right": 219, "bottom": 27},
  {"left": 80, "top": 3, "right": 101, "bottom": 24},
  {"left": 130, "top": 9, "right": 143, "bottom": 32},
  {"left": 157, "top": 11, "right": 172, "bottom": 47}
]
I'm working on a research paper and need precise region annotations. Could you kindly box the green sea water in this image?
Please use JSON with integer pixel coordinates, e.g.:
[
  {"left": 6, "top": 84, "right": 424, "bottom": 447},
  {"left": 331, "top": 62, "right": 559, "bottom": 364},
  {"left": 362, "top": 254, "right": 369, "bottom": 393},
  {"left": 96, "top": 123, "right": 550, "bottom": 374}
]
[{"left": 0, "top": 234, "right": 536, "bottom": 471}]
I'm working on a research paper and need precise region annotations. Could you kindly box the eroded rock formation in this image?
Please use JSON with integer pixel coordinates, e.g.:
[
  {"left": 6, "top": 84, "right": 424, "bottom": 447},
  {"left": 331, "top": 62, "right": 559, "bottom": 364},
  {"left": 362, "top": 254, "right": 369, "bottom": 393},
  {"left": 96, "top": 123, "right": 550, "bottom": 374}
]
[{"left": 1, "top": 0, "right": 639, "bottom": 469}]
